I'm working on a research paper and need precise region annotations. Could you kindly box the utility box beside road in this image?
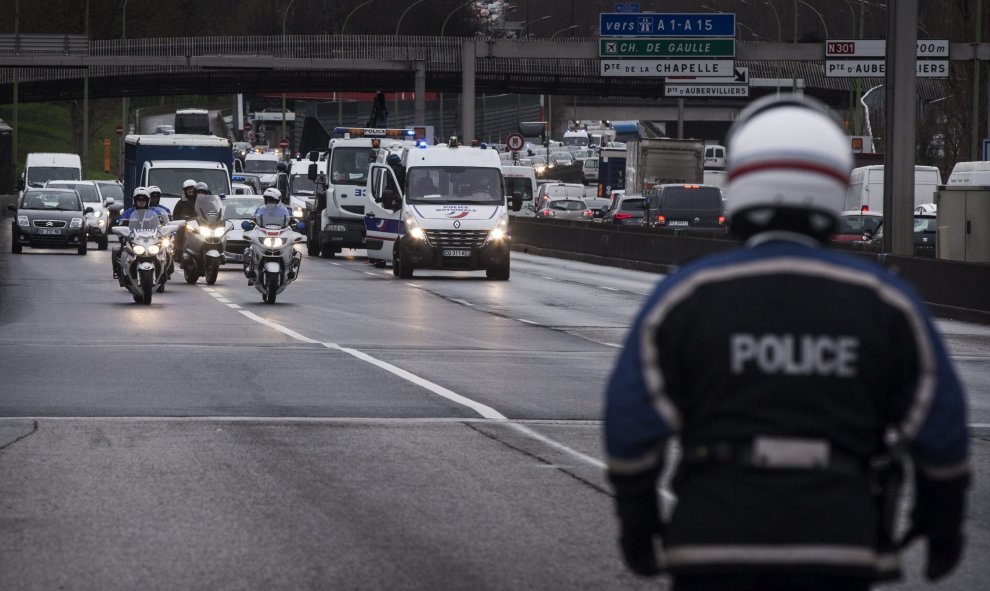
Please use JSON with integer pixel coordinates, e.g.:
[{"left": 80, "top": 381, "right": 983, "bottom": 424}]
[
  {"left": 936, "top": 186, "right": 990, "bottom": 263},
  {"left": 624, "top": 138, "right": 704, "bottom": 194}
]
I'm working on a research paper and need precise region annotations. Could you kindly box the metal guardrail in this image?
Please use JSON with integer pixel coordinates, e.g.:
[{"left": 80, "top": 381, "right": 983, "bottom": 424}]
[
  {"left": 510, "top": 218, "right": 990, "bottom": 324},
  {"left": 0, "top": 34, "right": 88, "bottom": 55}
]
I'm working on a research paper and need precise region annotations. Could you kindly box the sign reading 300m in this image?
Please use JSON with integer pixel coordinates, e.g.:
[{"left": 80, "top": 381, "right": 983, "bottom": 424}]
[{"left": 599, "top": 13, "right": 736, "bottom": 37}]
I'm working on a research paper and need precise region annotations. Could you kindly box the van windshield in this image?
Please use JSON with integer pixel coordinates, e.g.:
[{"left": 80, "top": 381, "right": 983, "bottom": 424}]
[
  {"left": 28, "top": 167, "right": 80, "bottom": 185},
  {"left": 148, "top": 168, "right": 231, "bottom": 197},
  {"left": 244, "top": 159, "right": 278, "bottom": 173},
  {"left": 662, "top": 187, "right": 722, "bottom": 210},
  {"left": 290, "top": 174, "right": 318, "bottom": 194},
  {"left": 407, "top": 167, "right": 504, "bottom": 205}
]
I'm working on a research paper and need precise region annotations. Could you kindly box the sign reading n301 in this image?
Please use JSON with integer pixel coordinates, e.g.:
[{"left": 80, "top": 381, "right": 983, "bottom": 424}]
[
  {"left": 825, "top": 39, "right": 948, "bottom": 57},
  {"left": 599, "top": 13, "right": 736, "bottom": 37},
  {"left": 600, "top": 38, "right": 734, "bottom": 57}
]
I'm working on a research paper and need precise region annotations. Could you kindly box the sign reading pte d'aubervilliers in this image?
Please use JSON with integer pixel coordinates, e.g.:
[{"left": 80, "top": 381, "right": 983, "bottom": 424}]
[{"left": 601, "top": 59, "right": 734, "bottom": 77}]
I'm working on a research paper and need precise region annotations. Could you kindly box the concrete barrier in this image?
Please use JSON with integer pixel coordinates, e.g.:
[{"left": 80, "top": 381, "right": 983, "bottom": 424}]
[
  {"left": 0, "top": 194, "right": 17, "bottom": 217},
  {"left": 511, "top": 219, "right": 990, "bottom": 324}
]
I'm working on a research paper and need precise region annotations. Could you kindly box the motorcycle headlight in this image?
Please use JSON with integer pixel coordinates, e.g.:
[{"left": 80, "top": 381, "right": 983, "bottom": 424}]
[
  {"left": 97, "top": 219, "right": 106, "bottom": 227},
  {"left": 161, "top": 237, "right": 171, "bottom": 249},
  {"left": 199, "top": 226, "right": 212, "bottom": 237},
  {"left": 132, "top": 244, "right": 147, "bottom": 255},
  {"left": 214, "top": 226, "right": 226, "bottom": 237},
  {"left": 69, "top": 217, "right": 83, "bottom": 228},
  {"left": 147, "top": 244, "right": 161, "bottom": 255},
  {"left": 263, "top": 237, "right": 285, "bottom": 248},
  {"left": 292, "top": 208, "right": 303, "bottom": 218}
]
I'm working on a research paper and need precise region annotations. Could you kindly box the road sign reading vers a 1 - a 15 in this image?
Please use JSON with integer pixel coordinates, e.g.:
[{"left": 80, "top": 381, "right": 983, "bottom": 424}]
[
  {"left": 599, "top": 13, "right": 736, "bottom": 37},
  {"left": 600, "top": 38, "right": 735, "bottom": 58},
  {"left": 601, "top": 60, "right": 734, "bottom": 77}
]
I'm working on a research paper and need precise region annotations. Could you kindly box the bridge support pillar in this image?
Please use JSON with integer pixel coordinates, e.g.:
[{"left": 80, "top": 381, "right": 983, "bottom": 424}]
[
  {"left": 882, "top": 0, "right": 917, "bottom": 256},
  {"left": 460, "top": 40, "right": 475, "bottom": 142},
  {"left": 414, "top": 61, "right": 426, "bottom": 127}
]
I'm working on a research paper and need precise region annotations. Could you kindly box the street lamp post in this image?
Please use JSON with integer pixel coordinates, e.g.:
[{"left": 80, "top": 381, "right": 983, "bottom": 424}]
[
  {"left": 120, "top": 0, "right": 129, "bottom": 177},
  {"left": 439, "top": 1, "right": 476, "bottom": 140},
  {"left": 394, "top": 0, "right": 431, "bottom": 126},
  {"left": 341, "top": 0, "right": 376, "bottom": 34},
  {"left": 281, "top": 0, "right": 297, "bottom": 147},
  {"left": 796, "top": 0, "right": 829, "bottom": 39},
  {"left": 550, "top": 25, "right": 579, "bottom": 38}
]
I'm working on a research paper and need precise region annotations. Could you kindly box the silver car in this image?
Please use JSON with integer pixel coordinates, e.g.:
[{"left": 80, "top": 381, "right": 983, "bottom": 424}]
[
  {"left": 45, "top": 180, "right": 113, "bottom": 250},
  {"left": 536, "top": 198, "right": 592, "bottom": 221}
]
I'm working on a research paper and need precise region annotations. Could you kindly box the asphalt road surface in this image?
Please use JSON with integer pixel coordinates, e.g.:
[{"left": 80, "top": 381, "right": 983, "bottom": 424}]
[{"left": 1, "top": 218, "right": 988, "bottom": 590}]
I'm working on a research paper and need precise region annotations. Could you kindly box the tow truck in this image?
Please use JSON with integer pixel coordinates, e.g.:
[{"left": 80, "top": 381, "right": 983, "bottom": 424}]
[{"left": 303, "top": 127, "right": 424, "bottom": 258}]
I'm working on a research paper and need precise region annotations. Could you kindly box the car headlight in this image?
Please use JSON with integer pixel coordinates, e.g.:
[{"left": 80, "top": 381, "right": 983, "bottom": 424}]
[
  {"left": 213, "top": 226, "right": 226, "bottom": 237},
  {"left": 488, "top": 216, "right": 509, "bottom": 241},
  {"left": 403, "top": 213, "right": 425, "bottom": 240},
  {"left": 132, "top": 244, "right": 147, "bottom": 255},
  {"left": 148, "top": 244, "right": 161, "bottom": 255},
  {"left": 69, "top": 217, "right": 83, "bottom": 228},
  {"left": 17, "top": 215, "right": 28, "bottom": 227},
  {"left": 263, "top": 237, "right": 285, "bottom": 248},
  {"left": 292, "top": 208, "right": 303, "bottom": 218}
]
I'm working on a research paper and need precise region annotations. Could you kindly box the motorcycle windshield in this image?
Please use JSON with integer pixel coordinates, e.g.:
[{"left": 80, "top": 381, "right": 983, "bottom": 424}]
[
  {"left": 256, "top": 205, "right": 291, "bottom": 229},
  {"left": 195, "top": 195, "right": 224, "bottom": 225},
  {"left": 128, "top": 209, "right": 162, "bottom": 231}
]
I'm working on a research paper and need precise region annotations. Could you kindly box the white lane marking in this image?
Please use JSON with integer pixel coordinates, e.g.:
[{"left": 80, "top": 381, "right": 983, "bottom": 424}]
[
  {"left": 518, "top": 319, "right": 538, "bottom": 325},
  {"left": 0, "top": 416, "right": 599, "bottom": 425},
  {"left": 330, "top": 262, "right": 341, "bottom": 266},
  {"left": 237, "top": 310, "right": 321, "bottom": 344},
  {"left": 216, "top": 298, "right": 232, "bottom": 304},
  {"left": 451, "top": 299, "right": 474, "bottom": 307},
  {"left": 603, "top": 343, "right": 622, "bottom": 348},
  {"left": 323, "top": 342, "right": 506, "bottom": 420},
  {"left": 541, "top": 276, "right": 555, "bottom": 280},
  {"left": 951, "top": 355, "right": 990, "bottom": 361},
  {"left": 202, "top": 287, "right": 217, "bottom": 293},
  {"left": 600, "top": 286, "right": 619, "bottom": 291},
  {"left": 226, "top": 309, "right": 614, "bottom": 473},
  {"left": 406, "top": 283, "right": 421, "bottom": 288},
  {"left": 363, "top": 271, "right": 378, "bottom": 277},
  {"left": 970, "top": 423, "right": 990, "bottom": 429},
  {"left": 226, "top": 303, "right": 241, "bottom": 309}
]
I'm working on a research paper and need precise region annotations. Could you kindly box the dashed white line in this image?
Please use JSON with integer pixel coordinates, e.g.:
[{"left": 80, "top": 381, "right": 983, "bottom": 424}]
[
  {"left": 603, "top": 343, "right": 622, "bottom": 348},
  {"left": 216, "top": 298, "right": 232, "bottom": 304},
  {"left": 363, "top": 271, "right": 378, "bottom": 277},
  {"left": 226, "top": 303, "right": 241, "bottom": 309},
  {"left": 518, "top": 319, "right": 538, "bottom": 325},
  {"left": 202, "top": 287, "right": 217, "bottom": 293},
  {"left": 451, "top": 299, "right": 474, "bottom": 307},
  {"left": 406, "top": 283, "right": 422, "bottom": 288},
  {"left": 330, "top": 262, "right": 341, "bottom": 266},
  {"left": 600, "top": 286, "right": 619, "bottom": 291}
]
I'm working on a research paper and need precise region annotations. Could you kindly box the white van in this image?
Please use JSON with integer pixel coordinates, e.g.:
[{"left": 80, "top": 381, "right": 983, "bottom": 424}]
[
  {"left": 501, "top": 165, "right": 537, "bottom": 214},
  {"left": 946, "top": 161, "right": 990, "bottom": 186},
  {"left": 365, "top": 141, "right": 522, "bottom": 279},
  {"left": 844, "top": 165, "right": 942, "bottom": 212},
  {"left": 21, "top": 153, "right": 82, "bottom": 191},
  {"left": 703, "top": 145, "right": 726, "bottom": 169}
]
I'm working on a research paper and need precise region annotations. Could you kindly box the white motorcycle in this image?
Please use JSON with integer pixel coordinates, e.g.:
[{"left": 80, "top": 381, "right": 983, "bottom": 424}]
[
  {"left": 240, "top": 215, "right": 305, "bottom": 304},
  {"left": 112, "top": 210, "right": 177, "bottom": 305},
  {"left": 179, "top": 195, "right": 228, "bottom": 285}
]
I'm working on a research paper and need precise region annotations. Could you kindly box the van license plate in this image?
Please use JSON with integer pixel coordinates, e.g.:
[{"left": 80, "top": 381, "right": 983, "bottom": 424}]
[
  {"left": 668, "top": 220, "right": 689, "bottom": 226},
  {"left": 443, "top": 249, "right": 471, "bottom": 258},
  {"left": 38, "top": 228, "right": 63, "bottom": 235}
]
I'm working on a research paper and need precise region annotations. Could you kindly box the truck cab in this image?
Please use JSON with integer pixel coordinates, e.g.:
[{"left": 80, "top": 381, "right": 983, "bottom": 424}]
[
  {"left": 364, "top": 138, "right": 522, "bottom": 280},
  {"left": 304, "top": 127, "right": 420, "bottom": 259}
]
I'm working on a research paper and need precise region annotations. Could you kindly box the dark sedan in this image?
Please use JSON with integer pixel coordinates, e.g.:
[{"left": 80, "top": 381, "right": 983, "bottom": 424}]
[{"left": 8, "top": 188, "right": 92, "bottom": 254}]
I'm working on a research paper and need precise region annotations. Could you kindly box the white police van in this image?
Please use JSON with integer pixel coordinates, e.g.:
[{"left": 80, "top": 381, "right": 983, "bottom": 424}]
[{"left": 364, "top": 138, "right": 522, "bottom": 280}]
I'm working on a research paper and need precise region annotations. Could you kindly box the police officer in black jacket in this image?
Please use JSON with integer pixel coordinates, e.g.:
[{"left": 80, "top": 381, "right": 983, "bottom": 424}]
[{"left": 604, "top": 95, "right": 970, "bottom": 591}]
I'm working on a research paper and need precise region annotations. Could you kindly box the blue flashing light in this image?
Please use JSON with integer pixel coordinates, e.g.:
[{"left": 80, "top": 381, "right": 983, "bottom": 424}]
[
  {"left": 232, "top": 175, "right": 245, "bottom": 182},
  {"left": 417, "top": 140, "right": 428, "bottom": 148}
]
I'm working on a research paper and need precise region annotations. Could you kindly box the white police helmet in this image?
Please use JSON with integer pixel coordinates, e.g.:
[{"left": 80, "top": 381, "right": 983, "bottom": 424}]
[
  {"left": 182, "top": 179, "right": 197, "bottom": 191},
  {"left": 262, "top": 188, "right": 282, "bottom": 203},
  {"left": 725, "top": 95, "right": 853, "bottom": 240}
]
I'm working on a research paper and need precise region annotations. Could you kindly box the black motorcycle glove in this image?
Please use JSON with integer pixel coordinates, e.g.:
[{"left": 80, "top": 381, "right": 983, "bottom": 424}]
[
  {"left": 900, "top": 469, "right": 970, "bottom": 582},
  {"left": 608, "top": 467, "right": 664, "bottom": 577}
]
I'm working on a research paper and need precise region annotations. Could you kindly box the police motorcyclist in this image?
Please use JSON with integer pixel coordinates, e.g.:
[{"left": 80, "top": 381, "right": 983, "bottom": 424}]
[
  {"left": 244, "top": 188, "right": 292, "bottom": 285},
  {"left": 112, "top": 188, "right": 154, "bottom": 280},
  {"left": 171, "top": 179, "right": 199, "bottom": 268},
  {"left": 195, "top": 181, "right": 210, "bottom": 196},
  {"left": 146, "top": 185, "right": 171, "bottom": 221},
  {"left": 603, "top": 95, "right": 970, "bottom": 590}
]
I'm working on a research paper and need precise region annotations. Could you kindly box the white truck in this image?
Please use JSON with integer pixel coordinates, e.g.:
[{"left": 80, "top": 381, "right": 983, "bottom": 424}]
[
  {"left": 303, "top": 127, "right": 421, "bottom": 258},
  {"left": 363, "top": 139, "right": 523, "bottom": 279}
]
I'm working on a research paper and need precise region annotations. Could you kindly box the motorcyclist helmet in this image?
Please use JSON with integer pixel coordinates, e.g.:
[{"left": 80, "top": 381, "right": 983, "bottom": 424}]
[
  {"left": 182, "top": 179, "right": 197, "bottom": 197},
  {"left": 724, "top": 95, "right": 852, "bottom": 242},
  {"left": 133, "top": 187, "right": 151, "bottom": 208},
  {"left": 147, "top": 185, "right": 162, "bottom": 205},
  {"left": 262, "top": 188, "right": 282, "bottom": 204},
  {"left": 195, "top": 181, "right": 210, "bottom": 195}
]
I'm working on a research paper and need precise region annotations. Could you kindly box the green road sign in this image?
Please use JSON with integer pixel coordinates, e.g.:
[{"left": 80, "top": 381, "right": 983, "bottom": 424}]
[{"left": 599, "top": 38, "right": 735, "bottom": 58}]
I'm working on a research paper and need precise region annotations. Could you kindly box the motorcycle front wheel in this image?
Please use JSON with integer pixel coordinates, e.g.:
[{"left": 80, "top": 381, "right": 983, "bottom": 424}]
[
  {"left": 205, "top": 258, "right": 220, "bottom": 285},
  {"left": 140, "top": 269, "right": 154, "bottom": 305},
  {"left": 264, "top": 270, "right": 279, "bottom": 304}
]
